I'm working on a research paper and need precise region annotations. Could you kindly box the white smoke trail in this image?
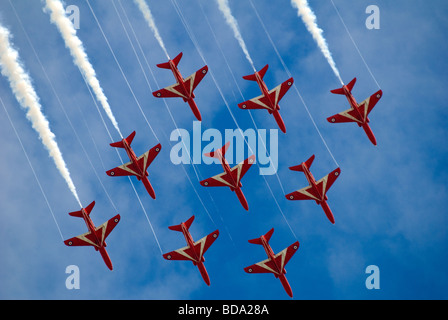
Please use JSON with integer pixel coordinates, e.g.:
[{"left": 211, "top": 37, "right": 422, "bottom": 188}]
[
  {"left": 0, "top": 24, "right": 82, "bottom": 208},
  {"left": 290, "top": 0, "right": 344, "bottom": 85},
  {"left": 133, "top": 0, "right": 170, "bottom": 60},
  {"left": 216, "top": 0, "right": 256, "bottom": 72},
  {"left": 44, "top": 0, "right": 123, "bottom": 138}
]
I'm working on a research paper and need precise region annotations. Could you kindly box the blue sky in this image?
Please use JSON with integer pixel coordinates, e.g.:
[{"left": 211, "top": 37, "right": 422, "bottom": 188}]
[{"left": 0, "top": 0, "right": 447, "bottom": 300}]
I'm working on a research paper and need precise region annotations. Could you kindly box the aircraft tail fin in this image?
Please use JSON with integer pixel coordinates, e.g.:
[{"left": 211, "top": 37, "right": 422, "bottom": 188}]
[
  {"left": 110, "top": 131, "right": 136, "bottom": 148},
  {"left": 168, "top": 215, "right": 195, "bottom": 232},
  {"left": 331, "top": 77, "right": 356, "bottom": 94},
  {"left": 248, "top": 228, "right": 274, "bottom": 245},
  {"left": 157, "top": 52, "right": 182, "bottom": 69},
  {"left": 69, "top": 201, "right": 95, "bottom": 217},
  {"left": 204, "top": 141, "right": 230, "bottom": 159},
  {"left": 346, "top": 77, "right": 357, "bottom": 92},
  {"left": 289, "top": 155, "right": 315, "bottom": 172},
  {"left": 243, "top": 64, "right": 269, "bottom": 81}
]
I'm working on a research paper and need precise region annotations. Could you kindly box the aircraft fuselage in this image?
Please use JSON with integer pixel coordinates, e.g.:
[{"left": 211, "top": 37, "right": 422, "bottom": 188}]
[
  {"left": 180, "top": 222, "right": 210, "bottom": 285},
  {"left": 180, "top": 223, "right": 200, "bottom": 262},
  {"left": 217, "top": 153, "right": 240, "bottom": 189},
  {"left": 343, "top": 86, "right": 368, "bottom": 125},
  {"left": 255, "top": 72, "right": 277, "bottom": 112},
  {"left": 79, "top": 208, "right": 102, "bottom": 248},
  {"left": 169, "top": 61, "right": 193, "bottom": 100},
  {"left": 300, "top": 163, "right": 326, "bottom": 203},
  {"left": 122, "top": 140, "right": 145, "bottom": 178},
  {"left": 300, "top": 163, "right": 334, "bottom": 223},
  {"left": 260, "top": 236, "right": 283, "bottom": 276},
  {"left": 259, "top": 236, "right": 292, "bottom": 297},
  {"left": 342, "top": 87, "right": 377, "bottom": 144}
]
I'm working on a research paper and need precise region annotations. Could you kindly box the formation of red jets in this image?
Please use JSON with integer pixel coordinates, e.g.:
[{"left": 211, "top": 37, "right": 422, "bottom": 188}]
[{"left": 64, "top": 51, "right": 382, "bottom": 297}]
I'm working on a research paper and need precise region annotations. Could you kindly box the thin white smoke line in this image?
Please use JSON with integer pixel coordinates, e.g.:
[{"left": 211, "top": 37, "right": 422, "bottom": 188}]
[
  {"left": 8, "top": 0, "right": 119, "bottom": 212},
  {"left": 171, "top": 0, "right": 241, "bottom": 131},
  {"left": 175, "top": 0, "right": 260, "bottom": 161},
  {"left": 0, "top": 24, "right": 83, "bottom": 208},
  {"left": 84, "top": 1, "right": 164, "bottom": 251},
  {"left": 261, "top": 174, "right": 298, "bottom": 240},
  {"left": 121, "top": 0, "right": 223, "bottom": 223},
  {"left": 115, "top": 0, "right": 217, "bottom": 225},
  {"left": 85, "top": 0, "right": 160, "bottom": 142},
  {"left": 107, "top": 0, "right": 163, "bottom": 145},
  {"left": 0, "top": 96, "right": 65, "bottom": 241},
  {"left": 127, "top": 176, "right": 164, "bottom": 254},
  {"left": 92, "top": 0, "right": 211, "bottom": 239},
  {"left": 170, "top": 0, "right": 261, "bottom": 233},
  {"left": 133, "top": 0, "right": 170, "bottom": 60},
  {"left": 85, "top": 77, "right": 163, "bottom": 251},
  {"left": 172, "top": 0, "right": 297, "bottom": 240},
  {"left": 65, "top": 25, "right": 163, "bottom": 232},
  {"left": 249, "top": 0, "right": 340, "bottom": 169},
  {"left": 329, "top": 0, "right": 381, "bottom": 89},
  {"left": 172, "top": 0, "right": 268, "bottom": 173},
  {"left": 115, "top": 0, "right": 204, "bottom": 184},
  {"left": 215, "top": 0, "right": 256, "bottom": 73},
  {"left": 196, "top": 0, "right": 295, "bottom": 240},
  {"left": 8, "top": 0, "right": 106, "bottom": 170},
  {"left": 290, "top": 0, "right": 344, "bottom": 86},
  {"left": 44, "top": 0, "right": 123, "bottom": 139},
  {"left": 197, "top": 0, "right": 287, "bottom": 196},
  {"left": 113, "top": 0, "right": 154, "bottom": 93}
]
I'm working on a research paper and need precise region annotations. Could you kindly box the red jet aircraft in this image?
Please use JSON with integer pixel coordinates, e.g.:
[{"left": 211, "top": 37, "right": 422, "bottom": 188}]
[
  {"left": 244, "top": 228, "right": 299, "bottom": 298},
  {"left": 64, "top": 201, "right": 120, "bottom": 270},
  {"left": 199, "top": 142, "right": 255, "bottom": 211},
  {"left": 152, "top": 52, "right": 208, "bottom": 121},
  {"left": 285, "top": 155, "right": 341, "bottom": 224},
  {"left": 238, "top": 64, "right": 293, "bottom": 133},
  {"left": 327, "top": 77, "right": 383, "bottom": 145},
  {"left": 106, "top": 131, "right": 161, "bottom": 199},
  {"left": 163, "top": 215, "right": 219, "bottom": 286}
]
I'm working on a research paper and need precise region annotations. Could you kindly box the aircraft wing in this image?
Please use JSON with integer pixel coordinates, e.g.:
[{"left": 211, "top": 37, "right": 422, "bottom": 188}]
[
  {"left": 286, "top": 168, "right": 340, "bottom": 201},
  {"left": 106, "top": 160, "right": 140, "bottom": 177},
  {"left": 64, "top": 214, "right": 120, "bottom": 248},
  {"left": 136, "top": 143, "right": 162, "bottom": 172},
  {"left": 64, "top": 231, "right": 98, "bottom": 247},
  {"left": 238, "top": 78, "right": 293, "bottom": 111},
  {"left": 194, "top": 229, "right": 219, "bottom": 258},
  {"left": 327, "top": 106, "right": 363, "bottom": 124},
  {"left": 183, "top": 65, "right": 208, "bottom": 95},
  {"left": 244, "top": 241, "right": 299, "bottom": 275},
  {"left": 153, "top": 82, "right": 188, "bottom": 99},
  {"left": 286, "top": 184, "right": 321, "bottom": 201},
  {"left": 274, "top": 241, "right": 300, "bottom": 270},
  {"left": 200, "top": 155, "right": 255, "bottom": 188},
  {"left": 230, "top": 155, "right": 256, "bottom": 185},
  {"left": 200, "top": 170, "right": 236, "bottom": 188},
  {"left": 267, "top": 77, "right": 294, "bottom": 107},
  {"left": 327, "top": 90, "right": 382, "bottom": 124},
  {"left": 244, "top": 257, "right": 279, "bottom": 274},
  {"left": 94, "top": 214, "right": 121, "bottom": 246},
  {"left": 315, "top": 167, "right": 341, "bottom": 196},
  {"left": 163, "top": 245, "right": 195, "bottom": 261},
  {"left": 153, "top": 66, "right": 208, "bottom": 99},
  {"left": 163, "top": 229, "right": 219, "bottom": 262},
  {"left": 357, "top": 89, "right": 383, "bottom": 118},
  {"left": 238, "top": 93, "right": 274, "bottom": 111},
  {"left": 106, "top": 144, "right": 161, "bottom": 178}
]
